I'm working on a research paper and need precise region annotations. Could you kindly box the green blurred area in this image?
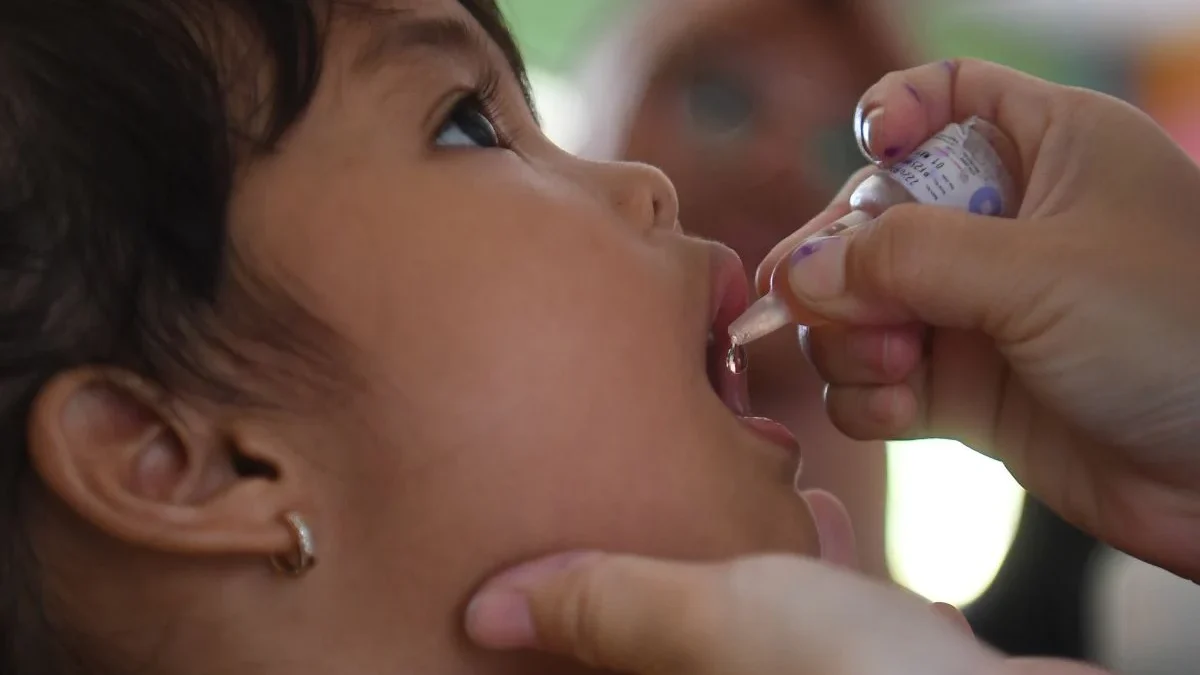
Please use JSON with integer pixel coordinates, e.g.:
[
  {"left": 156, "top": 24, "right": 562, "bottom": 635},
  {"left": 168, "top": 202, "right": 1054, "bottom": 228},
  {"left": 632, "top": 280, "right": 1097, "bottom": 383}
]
[
  {"left": 499, "top": 1, "right": 1124, "bottom": 94},
  {"left": 499, "top": 0, "right": 628, "bottom": 74},
  {"left": 914, "top": 1, "right": 1128, "bottom": 94}
]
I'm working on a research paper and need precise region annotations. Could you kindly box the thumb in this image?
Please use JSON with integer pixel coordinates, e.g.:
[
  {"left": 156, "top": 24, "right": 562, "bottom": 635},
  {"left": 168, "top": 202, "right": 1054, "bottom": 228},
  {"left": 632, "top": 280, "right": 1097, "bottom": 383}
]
[
  {"left": 466, "top": 552, "right": 1006, "bottom": 675},
  {"left": 465, "top": 552, "right": 730, "bottom": 673},
  {"left": 779, "top": 203, "right": 1047, "bottom": 331}
]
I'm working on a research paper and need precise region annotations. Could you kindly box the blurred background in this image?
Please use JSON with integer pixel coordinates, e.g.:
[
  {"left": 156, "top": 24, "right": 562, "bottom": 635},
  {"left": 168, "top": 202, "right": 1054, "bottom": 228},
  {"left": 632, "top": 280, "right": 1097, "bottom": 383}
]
[{"left": 496, "top": 1, "right": 1200, "bottom": 673}]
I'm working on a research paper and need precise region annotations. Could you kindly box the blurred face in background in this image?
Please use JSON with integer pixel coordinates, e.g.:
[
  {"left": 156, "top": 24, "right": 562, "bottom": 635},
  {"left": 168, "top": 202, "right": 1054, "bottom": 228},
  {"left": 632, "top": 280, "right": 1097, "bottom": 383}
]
[{"left": 616, "top": 0, "right": 902, "bottom": 394}]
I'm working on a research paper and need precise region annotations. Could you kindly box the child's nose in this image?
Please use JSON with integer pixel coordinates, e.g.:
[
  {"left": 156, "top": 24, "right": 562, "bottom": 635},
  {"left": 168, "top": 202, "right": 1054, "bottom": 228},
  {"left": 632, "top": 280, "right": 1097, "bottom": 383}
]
[{"left": 593, "top": 160, "right": 680, "bottom": 233}]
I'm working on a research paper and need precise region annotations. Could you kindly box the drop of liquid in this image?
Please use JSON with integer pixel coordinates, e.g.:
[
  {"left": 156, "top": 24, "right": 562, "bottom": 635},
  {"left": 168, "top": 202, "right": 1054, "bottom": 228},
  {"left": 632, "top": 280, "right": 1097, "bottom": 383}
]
[{"left": 726, "top": 343, "right": 748, "bottom": 375}]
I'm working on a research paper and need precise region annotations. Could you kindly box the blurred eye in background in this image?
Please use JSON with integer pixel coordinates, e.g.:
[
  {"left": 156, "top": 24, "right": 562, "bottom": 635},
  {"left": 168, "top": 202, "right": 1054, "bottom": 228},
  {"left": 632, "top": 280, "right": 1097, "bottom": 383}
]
[{"left": 684, "top": 68, "right": 757, "bottom": 142}]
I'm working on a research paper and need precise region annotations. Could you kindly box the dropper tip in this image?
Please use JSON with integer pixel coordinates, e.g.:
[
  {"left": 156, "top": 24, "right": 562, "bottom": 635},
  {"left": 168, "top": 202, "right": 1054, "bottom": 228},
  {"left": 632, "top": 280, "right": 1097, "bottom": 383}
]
[{"left": 727, "top": 294, "right": 794, "bottom": 347}]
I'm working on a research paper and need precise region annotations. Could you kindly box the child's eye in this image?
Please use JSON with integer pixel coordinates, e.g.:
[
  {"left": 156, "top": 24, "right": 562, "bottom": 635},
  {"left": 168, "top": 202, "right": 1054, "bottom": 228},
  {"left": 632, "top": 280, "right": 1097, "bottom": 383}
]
[{"left": 435, "top": 94, "right": 502, "bottom": 149}]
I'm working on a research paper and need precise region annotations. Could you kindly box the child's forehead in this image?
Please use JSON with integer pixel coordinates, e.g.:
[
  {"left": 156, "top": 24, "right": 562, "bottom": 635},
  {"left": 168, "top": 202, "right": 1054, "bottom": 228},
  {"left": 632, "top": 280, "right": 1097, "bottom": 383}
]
[
  {"left": 341, "top": 2, "right": 491, "bottom": 70},
  {"left": 331, "top": 0, "right": 530, "bottom": 98}
]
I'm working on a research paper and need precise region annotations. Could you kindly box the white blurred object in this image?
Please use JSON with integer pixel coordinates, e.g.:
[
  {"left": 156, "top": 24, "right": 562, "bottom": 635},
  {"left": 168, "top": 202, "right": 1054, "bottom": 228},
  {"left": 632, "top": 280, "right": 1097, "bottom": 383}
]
[
  {"left": 1088, "top": 547, "right": 1200, "bottom": 674},
  {"left": 947, "top": 0, "right": 1200, "bottom": 44},
  {"left": 885, "top": 439, "right": 1024, "bottom": 606},
  {"left": 527, "top": 68, "right": 588, "bottom": 155}
]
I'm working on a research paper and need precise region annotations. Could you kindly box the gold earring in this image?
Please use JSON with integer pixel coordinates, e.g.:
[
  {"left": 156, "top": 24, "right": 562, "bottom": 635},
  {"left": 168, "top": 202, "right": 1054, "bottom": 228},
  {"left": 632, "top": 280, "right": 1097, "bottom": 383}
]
[{"left": 270, "top": 511, "right": 316, "bottom": 576}]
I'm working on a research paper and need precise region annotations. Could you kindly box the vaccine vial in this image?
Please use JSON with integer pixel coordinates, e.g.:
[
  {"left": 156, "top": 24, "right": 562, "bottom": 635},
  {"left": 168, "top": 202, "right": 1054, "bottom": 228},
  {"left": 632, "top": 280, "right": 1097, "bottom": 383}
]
[
  {"left": 847, "top": 116, "right": 1015, "bottom": 219},
  {"left": 728, "top": 116, "right": 1017, "bottom": 348}
]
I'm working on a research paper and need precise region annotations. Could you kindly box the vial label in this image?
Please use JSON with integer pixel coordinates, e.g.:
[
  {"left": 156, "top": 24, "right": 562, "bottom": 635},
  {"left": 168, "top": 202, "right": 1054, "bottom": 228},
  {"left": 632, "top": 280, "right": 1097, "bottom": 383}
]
[{"left": 887, "top": 118, "right": 1008, "bottom": 216}]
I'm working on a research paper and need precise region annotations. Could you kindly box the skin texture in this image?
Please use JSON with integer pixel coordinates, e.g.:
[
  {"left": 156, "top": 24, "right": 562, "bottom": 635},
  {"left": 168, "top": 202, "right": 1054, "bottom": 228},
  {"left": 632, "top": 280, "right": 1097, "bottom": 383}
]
[
  {"left": 21, "top": 1, "right": 820, "bottom": 674},
  {"left": 578, "top": 0, "right": 907, "bottom": 579}
]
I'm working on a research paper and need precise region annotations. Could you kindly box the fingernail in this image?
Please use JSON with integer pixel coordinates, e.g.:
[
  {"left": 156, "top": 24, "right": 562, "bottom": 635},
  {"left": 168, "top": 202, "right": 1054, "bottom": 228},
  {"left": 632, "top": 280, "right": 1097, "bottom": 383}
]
[
  {"left": 466, "top": 591, "right": 537, "bottom": 648},
  {"left": 856, "top": 107, "right": 885, "bottom": 163},
  {"left": 930, "top": 601, "right": 974, "bottom": 636},
  {"left": 786, "top": 236, "right": 848, "bottom": 301}
]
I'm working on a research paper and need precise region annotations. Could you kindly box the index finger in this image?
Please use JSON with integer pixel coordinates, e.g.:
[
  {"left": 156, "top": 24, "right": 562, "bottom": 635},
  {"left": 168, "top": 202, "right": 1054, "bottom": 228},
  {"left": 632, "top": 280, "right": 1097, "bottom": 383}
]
[
  {"left": 758, "top": 59, "right": 1068, "bottom": 296},
  {"left": 856, "top": 58, "right": 1068, "bottom": 185}
]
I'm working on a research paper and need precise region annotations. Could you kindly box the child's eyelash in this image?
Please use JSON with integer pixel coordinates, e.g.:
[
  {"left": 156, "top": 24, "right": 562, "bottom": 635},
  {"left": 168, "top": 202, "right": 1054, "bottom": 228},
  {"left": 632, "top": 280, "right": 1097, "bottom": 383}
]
[{"left": 472, "top": 64, "right": 515, "bottom": 149}]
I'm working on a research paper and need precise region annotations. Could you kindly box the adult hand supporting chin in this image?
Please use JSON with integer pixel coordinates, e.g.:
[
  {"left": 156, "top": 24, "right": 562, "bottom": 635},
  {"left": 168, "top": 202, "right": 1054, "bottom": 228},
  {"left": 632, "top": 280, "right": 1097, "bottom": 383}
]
[
  {"left": 464, "top": 548, "right": 1106, "bottom": 675},
  {"left": 464, "top": 491, "right": 1104, "bottom": 675}
]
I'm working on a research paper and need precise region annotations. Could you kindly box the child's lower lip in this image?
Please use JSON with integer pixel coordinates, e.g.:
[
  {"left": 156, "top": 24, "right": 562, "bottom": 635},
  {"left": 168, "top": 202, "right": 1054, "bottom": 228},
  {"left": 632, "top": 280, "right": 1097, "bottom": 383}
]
[{"left": 736, "top": 416, "right": 801, "bottom": 458}]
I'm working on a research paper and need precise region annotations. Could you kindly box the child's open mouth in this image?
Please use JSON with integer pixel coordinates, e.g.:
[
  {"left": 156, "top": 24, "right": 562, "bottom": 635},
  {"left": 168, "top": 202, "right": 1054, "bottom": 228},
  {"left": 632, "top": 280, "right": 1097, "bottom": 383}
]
[{"left": 706, "top": 246, "right": 802, "bottom": 459}]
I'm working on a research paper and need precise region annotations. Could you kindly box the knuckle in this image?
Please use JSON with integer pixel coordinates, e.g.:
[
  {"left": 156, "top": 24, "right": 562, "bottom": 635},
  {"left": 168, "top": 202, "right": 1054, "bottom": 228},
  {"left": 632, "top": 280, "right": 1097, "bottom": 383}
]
[
  {"left": 554, "top": 557, "right": 723, "bottom": 673},
  {"left": 954, "top": 57, "right": 1021, "bottom": 87},
  {"left": 554, "top": 561, "right": 617, "bottom": 667},
  {"left": 1052, "top": 87, "right": 1110, "bottom": 133},
  {"left": 951, "top": 56, "right": 986, "bottom": 77},
  {"left": 873, "top": 68, "right": 911, "bottom": 95},
  {"left": 657, "top": 572, "right": 727, "bottom": 671}
]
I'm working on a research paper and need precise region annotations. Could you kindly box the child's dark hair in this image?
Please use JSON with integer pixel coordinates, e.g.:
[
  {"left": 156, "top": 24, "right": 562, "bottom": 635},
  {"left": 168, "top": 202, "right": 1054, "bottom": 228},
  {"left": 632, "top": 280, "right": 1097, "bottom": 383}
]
[{"left": 0, "top": 0, "right": 523, "bottom": 672}]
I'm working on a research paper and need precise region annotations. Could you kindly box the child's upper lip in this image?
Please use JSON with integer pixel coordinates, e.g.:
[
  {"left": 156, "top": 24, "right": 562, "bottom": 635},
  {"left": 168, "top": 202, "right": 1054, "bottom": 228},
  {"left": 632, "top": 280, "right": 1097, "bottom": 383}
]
[
  {"left": 707, "top": 242, "right": 751, "bottom": 338},
  {"left": 702, "top": 241, "right": 802, "bottom": 460},
  {"left": 704, "top": 242, "right": 752, "bottom": 416}
]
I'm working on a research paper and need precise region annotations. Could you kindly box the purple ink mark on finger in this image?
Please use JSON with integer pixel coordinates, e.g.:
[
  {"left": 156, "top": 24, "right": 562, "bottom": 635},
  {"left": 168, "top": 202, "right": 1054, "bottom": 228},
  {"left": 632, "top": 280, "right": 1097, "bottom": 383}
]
[
  {"left": 883, "top": 146, "right": 902, "bottom": 159},
  {"left": 791, "top": 240, "right": 824, "bottom": 265},
  {"left": 905, "top": 84, "right": 921, "bottom": 103},
  {"left": 942, "top": 59, "right": 958, "bottom": 74}
]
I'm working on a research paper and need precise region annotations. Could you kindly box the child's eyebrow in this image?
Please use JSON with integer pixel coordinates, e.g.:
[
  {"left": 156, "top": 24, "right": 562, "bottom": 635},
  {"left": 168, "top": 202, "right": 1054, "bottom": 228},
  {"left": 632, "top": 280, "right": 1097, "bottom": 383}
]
[
  {"left": 353, "top": 14, "right": 473, "bottom": 73},
  {"left": 351, "top": 12, "right": 534, "bottom": 109}
]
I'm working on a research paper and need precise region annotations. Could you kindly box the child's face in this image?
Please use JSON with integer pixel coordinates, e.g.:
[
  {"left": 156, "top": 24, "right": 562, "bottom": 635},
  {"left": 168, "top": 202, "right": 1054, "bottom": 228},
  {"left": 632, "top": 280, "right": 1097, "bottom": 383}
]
[{"left": 235, "top": 0, "right": 816, "bottom": 669}]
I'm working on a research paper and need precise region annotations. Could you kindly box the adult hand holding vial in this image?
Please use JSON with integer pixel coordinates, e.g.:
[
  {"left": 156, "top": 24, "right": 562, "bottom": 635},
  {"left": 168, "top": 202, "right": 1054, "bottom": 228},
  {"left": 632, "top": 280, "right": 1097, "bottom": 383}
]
[
  {"left": 745, "top": 58, "right": 1200, "bottom": 583},
  {"left": 729, "top": 114, "right": 1020, "bottom": 348}
]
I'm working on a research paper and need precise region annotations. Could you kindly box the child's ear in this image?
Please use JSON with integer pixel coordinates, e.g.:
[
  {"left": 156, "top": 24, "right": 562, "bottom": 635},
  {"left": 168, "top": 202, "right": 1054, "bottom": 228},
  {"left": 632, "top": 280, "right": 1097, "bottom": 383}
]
[{"left": 27, "top": 368, "right": 305, "bottom": 560}]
